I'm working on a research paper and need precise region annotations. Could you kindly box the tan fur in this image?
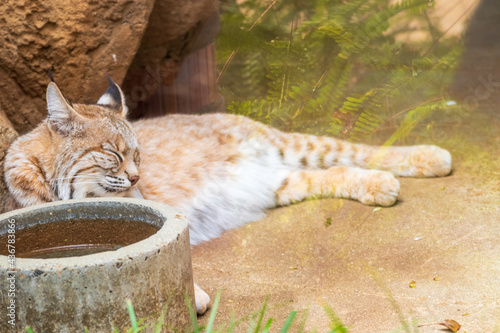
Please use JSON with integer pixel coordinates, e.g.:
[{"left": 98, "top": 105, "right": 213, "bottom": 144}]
[
  {"left": 5, "top": 106, "right": 453, "bottom": 211},
  {"left": 4, "top": 105, "right": 452, "bottom": 222},
  {"left": 126, "top": 112, "right": 451, "bottom": 211}
]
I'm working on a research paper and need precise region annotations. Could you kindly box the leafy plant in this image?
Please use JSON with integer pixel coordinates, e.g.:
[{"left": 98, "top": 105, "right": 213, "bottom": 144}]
[
  {"left": 25, "top": 293, "right": 488, "bottom": 332},
  {"left": 216, "top": 0, "right": 467, "bottom": 144}
]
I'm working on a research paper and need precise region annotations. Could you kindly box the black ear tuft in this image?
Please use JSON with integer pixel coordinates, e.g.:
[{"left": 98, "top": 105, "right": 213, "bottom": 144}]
[
  {"left": 97, "top": 75, "right": 128, "bottom": 117},
  {"left": 46, "top": 71, "right": 73, "bottom": 107},
  {"left": 48, "top": 69, "right": 55, "bottom": 82},
  {"left": 104, "top": 75, "right": 121, "bottom": 105}
]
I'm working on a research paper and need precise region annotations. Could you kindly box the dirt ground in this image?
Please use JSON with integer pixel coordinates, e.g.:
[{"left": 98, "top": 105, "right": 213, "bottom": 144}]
[{"left": 192, "top": 1, "right": 500, "bottom": 331}]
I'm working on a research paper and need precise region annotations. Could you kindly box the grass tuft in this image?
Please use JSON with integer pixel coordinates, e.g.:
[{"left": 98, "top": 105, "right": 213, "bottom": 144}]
[{"left": 24, "top": 292, "right": 351, "bottom": 333}]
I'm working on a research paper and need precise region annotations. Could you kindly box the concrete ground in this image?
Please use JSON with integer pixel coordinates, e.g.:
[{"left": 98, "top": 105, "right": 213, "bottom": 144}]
[
  {"left": 192, "top": 109, "right": 499, "bottom": 332},
  {"left": 192, "top": 1, "right": 500, "bottom": 331}
]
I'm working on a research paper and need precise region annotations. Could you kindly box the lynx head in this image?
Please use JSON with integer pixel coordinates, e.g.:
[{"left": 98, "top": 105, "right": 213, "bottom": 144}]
[{"left": 47, "top": 77, "right": 141, "bottom": 200}]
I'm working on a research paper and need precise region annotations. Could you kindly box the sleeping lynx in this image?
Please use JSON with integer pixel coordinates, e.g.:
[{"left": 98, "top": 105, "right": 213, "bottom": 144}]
[{"left": 4, "top": 78, "right": 452, "bottom": 313}]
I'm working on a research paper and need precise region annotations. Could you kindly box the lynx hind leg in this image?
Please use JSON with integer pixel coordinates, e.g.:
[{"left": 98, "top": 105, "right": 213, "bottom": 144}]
[
  {"left": 194, "top": 283, "right": 210, "bottom": 315},
  {"left": 275, "top": 166, "right": 400, "bottom": 207}
]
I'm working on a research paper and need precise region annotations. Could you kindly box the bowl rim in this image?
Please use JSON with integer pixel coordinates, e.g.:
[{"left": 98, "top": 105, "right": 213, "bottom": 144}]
[{"left": 0, "top": 198, "right": 188, "bottom": 271}]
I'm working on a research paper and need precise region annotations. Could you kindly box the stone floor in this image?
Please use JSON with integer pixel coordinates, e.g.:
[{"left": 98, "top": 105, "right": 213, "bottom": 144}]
[
  {"left": 192, "top": 107, "right": 499, "bottom": 332},
  {"left": 192, "top": 1, "right": 500, "bottom": 331}
]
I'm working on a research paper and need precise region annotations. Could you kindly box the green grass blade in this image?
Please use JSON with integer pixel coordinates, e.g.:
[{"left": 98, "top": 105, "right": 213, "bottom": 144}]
[
  {"left": 126, "top": 299, "right": 139, "bottom": 332},
  {"left": 370, "top": 271, "right": 411, "bottom": 333},
  {"left": 246, "top": 317, "right": 256, "bottom": 333},
  {"left": 253, "top": 296, "right": 268, "bottom": 333},
  {"left": 322, "top": 304, "right": 348, "bottom": 333},
  {"left": 227, "top": 312, "right": 237, "bottom": 333},
  {"left": 279, "top": 311, "right": 297, "bottom": 333},
  {"left": 206, "top": 289, "right": 222, "bottom": 333},
  {"left": 185, "top": 294, "right": 200, "bottom": 332},
  {"left": 261, "top": 319, "right": 274, "bottom": 333},
  {"left": 25, "top": 327, "right": 34, "bottom": 333},
  {"left": 297, "top": 309, "right": 309, "bottom": 333},
  {"left": 154, "top": 306, "right": 168, "bottom": 333}
]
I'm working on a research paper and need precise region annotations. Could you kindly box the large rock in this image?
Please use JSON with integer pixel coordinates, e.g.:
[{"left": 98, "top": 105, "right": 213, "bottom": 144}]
[{"left": 0, "top": 0, "right": 155, "bottom": 133}]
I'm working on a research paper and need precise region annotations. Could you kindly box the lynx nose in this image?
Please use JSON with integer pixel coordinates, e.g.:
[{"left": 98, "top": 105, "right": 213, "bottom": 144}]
[{"left": 129, "top": 175, "right": 140, "bottom": 186}]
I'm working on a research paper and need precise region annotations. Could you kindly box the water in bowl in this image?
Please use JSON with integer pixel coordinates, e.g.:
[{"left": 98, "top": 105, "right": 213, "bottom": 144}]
[{"left": 0, "top": 218, "right": 160, "bottom": 259}]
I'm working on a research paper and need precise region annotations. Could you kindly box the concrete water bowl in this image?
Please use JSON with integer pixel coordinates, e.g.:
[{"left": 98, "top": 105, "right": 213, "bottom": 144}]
[{"left": 0, "top": 198, "right": 194, "bottom": 332}]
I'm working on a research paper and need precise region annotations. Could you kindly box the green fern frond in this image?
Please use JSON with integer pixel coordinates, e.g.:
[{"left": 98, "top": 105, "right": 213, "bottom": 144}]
[{"left": 217, "top": 0, "right": 462, "bottom": 140}]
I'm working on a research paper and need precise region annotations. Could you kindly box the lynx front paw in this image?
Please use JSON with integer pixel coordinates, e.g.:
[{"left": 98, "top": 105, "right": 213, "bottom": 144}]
[
  {"left": 409, "top": 145, "right": 452, "bottom": 177},
  {"left": 357, "top": 170, "right": 400, "bottom": 206},
  {"left": 194, "top": 283, "right": 210, "bottom": 315}
]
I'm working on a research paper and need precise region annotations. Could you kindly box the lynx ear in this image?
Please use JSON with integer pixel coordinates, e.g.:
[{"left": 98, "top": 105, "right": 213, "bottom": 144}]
[
  {"left": 46, "top": 82, "right": 86, "bottom": 134},
  {"left": 97, "top": 75, "right": 128, "bottom": 117}
]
